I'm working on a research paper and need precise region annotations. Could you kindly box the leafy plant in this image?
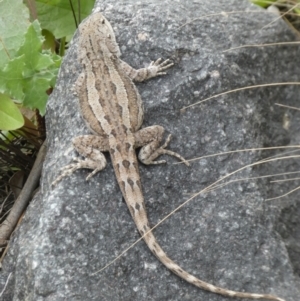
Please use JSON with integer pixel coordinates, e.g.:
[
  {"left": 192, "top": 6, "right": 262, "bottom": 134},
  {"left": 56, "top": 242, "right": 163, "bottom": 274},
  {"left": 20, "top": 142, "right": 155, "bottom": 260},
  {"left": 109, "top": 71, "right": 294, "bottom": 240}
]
[{"left": 0, "top": 0, "right": 95, "bottom": 130}]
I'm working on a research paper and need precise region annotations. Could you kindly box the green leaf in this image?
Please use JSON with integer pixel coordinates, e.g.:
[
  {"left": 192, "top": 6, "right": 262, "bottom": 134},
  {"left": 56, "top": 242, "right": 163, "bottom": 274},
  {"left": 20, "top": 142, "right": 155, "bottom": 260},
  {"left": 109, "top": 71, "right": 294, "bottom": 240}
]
[
  {"left": 17, "top": 21, "right": 53, "bottom": 75},
  {"left": 0, "top": 0, "right": 30, "bottom": 68},
  {"left": 250, "top": 0, "right": 276, "bottom": 8},
  {"left": 36, "top": 0, "right": 95, "bottom": 39},
  {"left": 42, "top": 29, "right": 57, "bottom": 52},
  {"left": 0, "top": 20, "right": 61, "bottom": 115},
  {"left": 0, "top": 94, "right": 24, "bottom": 130},
  {"left": 20, "top": 21, "right": 61, "bottom": 115},
  {"left": 0, "top": 55, "right": 26, "bottom": 101},
  {"left": 23, "top": 71, "right": 55, "bottom": 115},
  {"left": 294, "top": 8, "right": 300, "bottom": 15}
]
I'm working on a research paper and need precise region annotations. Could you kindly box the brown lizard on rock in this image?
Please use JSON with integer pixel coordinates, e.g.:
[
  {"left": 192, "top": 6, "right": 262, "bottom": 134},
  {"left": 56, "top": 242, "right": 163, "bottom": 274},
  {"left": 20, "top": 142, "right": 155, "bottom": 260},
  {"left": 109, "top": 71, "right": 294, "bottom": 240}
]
[{"left": 53, "top": 10, "right": 285, "bottom": 301}]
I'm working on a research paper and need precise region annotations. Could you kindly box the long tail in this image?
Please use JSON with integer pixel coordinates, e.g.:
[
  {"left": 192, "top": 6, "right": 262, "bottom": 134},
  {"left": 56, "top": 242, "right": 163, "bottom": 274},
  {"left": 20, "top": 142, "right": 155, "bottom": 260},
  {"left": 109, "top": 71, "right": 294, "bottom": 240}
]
[
  {"left": 140, "top": 227, "right": 284, "bottom": 301},
  {"left": 135, "top": 210, "right": 284, "bottom": 301},
  {"left": 110, "top": 147, "right": 284, "bottom": 301}
]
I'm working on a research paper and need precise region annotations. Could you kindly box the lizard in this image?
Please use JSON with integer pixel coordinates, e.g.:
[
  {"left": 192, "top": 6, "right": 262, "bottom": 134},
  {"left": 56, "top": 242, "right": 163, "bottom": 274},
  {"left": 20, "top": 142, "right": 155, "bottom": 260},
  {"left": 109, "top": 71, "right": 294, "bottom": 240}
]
[{"left": 53, "top": 10, "right": 285, "bottom": 301}]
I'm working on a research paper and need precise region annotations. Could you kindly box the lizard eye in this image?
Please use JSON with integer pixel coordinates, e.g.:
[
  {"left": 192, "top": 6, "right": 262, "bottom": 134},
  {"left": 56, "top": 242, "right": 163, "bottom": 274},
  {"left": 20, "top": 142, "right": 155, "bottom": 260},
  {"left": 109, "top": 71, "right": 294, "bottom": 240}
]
[{"left": 101, "top": 19, "right": 105, "bottom": 24}]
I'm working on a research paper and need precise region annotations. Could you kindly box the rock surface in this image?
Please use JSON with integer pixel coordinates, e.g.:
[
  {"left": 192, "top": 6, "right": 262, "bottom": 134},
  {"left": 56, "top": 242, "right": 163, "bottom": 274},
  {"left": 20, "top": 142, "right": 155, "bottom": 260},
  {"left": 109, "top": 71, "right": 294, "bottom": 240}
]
[{"left": 1, "top": 0, "right": 299, "bottom": 300}]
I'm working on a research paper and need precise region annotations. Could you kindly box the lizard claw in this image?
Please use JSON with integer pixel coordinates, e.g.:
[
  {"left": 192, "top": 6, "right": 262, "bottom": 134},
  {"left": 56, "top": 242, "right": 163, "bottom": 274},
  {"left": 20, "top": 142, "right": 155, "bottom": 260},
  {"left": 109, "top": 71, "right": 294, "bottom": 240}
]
[
  {"left": 146, "top": 58, "right": 174, "bottom": 78},
  {"left": 86, "top": 167, "right": 103, "bottom": 180},
  {"left": 157, "top": 134, "right": 190, "bottom": 166},
  {"left": 138, "top": 134, "right": 190, "bottom": 166},
  {"left": 153, "top": 58, "right": 174, "bottom": 74}
]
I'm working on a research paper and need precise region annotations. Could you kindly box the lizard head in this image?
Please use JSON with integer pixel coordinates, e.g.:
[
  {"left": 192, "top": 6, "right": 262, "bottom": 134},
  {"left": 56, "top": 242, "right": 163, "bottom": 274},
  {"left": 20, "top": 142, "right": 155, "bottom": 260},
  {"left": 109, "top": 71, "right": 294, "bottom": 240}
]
[{"left": 78, "top": 12, "right": 121, "bottom": 57}]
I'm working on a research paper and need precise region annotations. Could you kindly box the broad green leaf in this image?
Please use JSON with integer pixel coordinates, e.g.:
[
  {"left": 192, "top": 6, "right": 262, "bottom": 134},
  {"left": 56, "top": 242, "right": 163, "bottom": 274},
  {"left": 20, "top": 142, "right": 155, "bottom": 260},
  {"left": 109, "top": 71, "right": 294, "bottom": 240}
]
[
  {"left": 0, "top": 55, "right": 26, "bottom": 101},
  {"left": 0, "top": 20, "right": 61, "bottom": 115},
  {"left": 17, "top": 21, "right": 53, "bottom": 75},
  {"left": 36, "top": 0, "right": 95, "bottom": 39},
  {"left": 0, "top": 0, "right": 30, "bottom": 68},
  {"left": 23, "top": 70, "right": 57, "bottom": 115},
  {"left": 19, "top": 21, "right": 61, "bottom": 115},
  {"left": 0, "top": 94, "right": 24, "bottom": 130}
]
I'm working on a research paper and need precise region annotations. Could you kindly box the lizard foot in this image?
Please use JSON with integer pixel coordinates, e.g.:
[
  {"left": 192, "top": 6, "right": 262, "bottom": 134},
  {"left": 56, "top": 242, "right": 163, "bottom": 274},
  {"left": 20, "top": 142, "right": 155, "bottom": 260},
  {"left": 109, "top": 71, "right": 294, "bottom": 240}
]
[
  {"left": 149, "top": 58, "right": 174, "bottom": 76},
  {"left": 140, "top": 134, "right": 190, "bottom": 166},
  {"left": 52, "top": 157, "right": 106, "bottom": 186}
]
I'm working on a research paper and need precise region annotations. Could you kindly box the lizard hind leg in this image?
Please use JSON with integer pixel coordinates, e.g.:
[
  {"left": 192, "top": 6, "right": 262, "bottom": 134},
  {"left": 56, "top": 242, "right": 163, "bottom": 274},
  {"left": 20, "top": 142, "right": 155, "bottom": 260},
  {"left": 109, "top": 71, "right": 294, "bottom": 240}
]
[
  {"left": 52, "top": 135, "right": 108, "bottom": 186},
  {"left": 134, "top": 125, "right": 190, "bottom": 166}
]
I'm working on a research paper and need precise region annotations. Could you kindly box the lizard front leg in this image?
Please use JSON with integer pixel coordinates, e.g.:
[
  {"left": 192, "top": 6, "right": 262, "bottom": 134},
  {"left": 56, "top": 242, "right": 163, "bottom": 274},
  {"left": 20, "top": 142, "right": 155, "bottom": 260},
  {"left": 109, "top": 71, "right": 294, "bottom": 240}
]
[
  {"left": 52, "top": 135, "right": 109, "bottom": 186},
  {"left": 134, "top": 125, "right": 190, "bottom": 166},
  {"left": 120, "top": 58, "right": 173, "bottom": 82}
]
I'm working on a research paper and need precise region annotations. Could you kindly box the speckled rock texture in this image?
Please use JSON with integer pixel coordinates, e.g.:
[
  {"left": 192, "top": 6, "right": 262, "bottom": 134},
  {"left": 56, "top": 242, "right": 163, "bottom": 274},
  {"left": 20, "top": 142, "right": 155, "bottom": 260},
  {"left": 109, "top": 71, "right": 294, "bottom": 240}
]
[{"left": 1, "top": 0, "right": 299, "bottom": 300}]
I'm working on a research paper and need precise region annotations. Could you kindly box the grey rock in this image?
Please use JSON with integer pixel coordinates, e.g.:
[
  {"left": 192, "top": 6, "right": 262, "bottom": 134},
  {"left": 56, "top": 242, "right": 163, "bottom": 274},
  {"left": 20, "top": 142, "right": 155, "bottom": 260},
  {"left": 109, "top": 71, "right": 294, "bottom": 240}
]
[{"left": 1, "top": 0, "right": 299, "bottom": 300}]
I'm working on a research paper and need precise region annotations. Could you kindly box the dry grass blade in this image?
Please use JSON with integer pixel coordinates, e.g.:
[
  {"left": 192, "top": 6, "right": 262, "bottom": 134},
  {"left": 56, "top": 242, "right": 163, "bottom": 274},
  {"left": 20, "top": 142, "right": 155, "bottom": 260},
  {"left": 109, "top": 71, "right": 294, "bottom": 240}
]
[
  {"left": 270, "top": 177, "right": 300, "bottom": 183},
  {"left": 92, "top": 151, "right": 300, "bottom": 275},
  {"left": 261, "top": 2, "right": 300, "bottom": 29},
  {"left": 0, "top": 272, "right": 12, "bottom": 297},
  {"left": 265, "top": 186, "right": 300, "bottom": 201},
  {"left": 275, "top": 103, "right": 300, "bottom": 111},
  {"left": 174, "top": 145, "right": 300, "bottom": 165},
  {"left": 180, "top": 82, "right": 300, "bottom": 111},
  {"left": 178, "top": 10, "right": 264, "bottom": 29},
  {"left": 222, "top": 41, "right": 300, "bottom": 52}
]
